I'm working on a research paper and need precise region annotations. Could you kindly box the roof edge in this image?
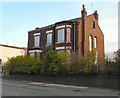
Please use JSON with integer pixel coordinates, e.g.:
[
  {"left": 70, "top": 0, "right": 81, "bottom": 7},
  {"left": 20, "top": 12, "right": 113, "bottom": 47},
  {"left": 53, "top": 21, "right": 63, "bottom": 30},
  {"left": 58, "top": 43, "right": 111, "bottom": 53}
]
[{"left": 0, "top": 44, "right": 27, "bottom": 50}]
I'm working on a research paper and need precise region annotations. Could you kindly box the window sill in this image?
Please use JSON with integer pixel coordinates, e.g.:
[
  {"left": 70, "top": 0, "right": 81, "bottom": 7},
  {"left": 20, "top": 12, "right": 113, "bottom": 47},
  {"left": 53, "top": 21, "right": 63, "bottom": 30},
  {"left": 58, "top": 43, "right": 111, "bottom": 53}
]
[
  {"left": 56, "top": 42, "right": 65, "bottom": 44},
  {"left": 45, "top": 44, "right": 52, "bottom": 47},
  {"left": 33, "top": 46, "right": 40, "bottom": 48},
  {"left": 66, "top": 41, "right": 72, "bottom": 43}
]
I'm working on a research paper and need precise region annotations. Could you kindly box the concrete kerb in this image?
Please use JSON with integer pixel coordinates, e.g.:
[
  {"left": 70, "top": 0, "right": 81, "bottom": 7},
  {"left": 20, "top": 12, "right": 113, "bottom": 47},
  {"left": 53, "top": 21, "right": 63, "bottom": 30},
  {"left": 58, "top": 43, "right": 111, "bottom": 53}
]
[{"left": 29, "top": 82, "right": 88, "bottom": 90}]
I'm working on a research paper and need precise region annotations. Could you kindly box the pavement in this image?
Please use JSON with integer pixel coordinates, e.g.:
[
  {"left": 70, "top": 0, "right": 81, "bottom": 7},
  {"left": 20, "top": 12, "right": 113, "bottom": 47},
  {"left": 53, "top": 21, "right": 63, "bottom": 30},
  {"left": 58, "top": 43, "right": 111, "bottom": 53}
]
[
  {"left": 0, "top": 74, "right": 119, "bottom": 96},
  {"left": 29, "top": 81, "right": 119, "bottom": 95},
  {"left": 29, "top": 82, "right": 88, "bottom": 90}
]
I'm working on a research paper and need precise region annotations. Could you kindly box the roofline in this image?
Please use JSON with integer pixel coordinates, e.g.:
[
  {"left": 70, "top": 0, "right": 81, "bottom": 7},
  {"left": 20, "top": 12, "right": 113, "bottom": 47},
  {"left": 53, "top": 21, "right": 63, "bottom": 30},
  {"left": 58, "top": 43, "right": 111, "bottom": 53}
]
[
  {"left": 28, "top": 20, "right": 74, "bottom": 33},
  {"left": 28, "top": 14, "right": 93, "bottom": 33},
  {"left": 55, "top": 20, "right": 74, "bottom": 24},
  {"left": 28, "top": 24, "right": 55, "bottom": 33},
  {"left": 86, "top": 14, "right": 93, "bottom": 17},
  {"left": 0, "top": 44, "right": 27, "bottom": 50}
]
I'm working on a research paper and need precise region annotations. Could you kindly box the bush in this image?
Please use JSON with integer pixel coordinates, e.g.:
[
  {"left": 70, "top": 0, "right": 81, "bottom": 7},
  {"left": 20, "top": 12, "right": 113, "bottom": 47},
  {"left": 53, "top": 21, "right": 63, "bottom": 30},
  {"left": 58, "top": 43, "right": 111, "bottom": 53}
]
[
  {"left": 105, "top": 59, "right": 119, "bottom": 77},
  {"left": 4, "top": 49, "right": 119, "bottom": 77},
  {"left": 57, "top": 52, "right": 70, "bottom": 74},
  {"left": 77, "top": 51, "right": 97, "bottom": 74},
  {"left": 4, "top": 56, "right": 41, "bottom": 75},
  {"left": 104, "top": 49, "right": 120, "bottom": 77},
  {"left": 40, "top": 51, "right": 61, "bottom": 75}
]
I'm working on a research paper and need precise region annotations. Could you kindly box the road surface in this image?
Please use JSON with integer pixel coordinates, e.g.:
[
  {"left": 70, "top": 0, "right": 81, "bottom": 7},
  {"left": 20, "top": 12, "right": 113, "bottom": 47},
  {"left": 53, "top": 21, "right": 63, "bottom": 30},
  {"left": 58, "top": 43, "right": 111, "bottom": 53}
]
[{"left": 0, "top": 75, "right": 119, "bottom": 96}]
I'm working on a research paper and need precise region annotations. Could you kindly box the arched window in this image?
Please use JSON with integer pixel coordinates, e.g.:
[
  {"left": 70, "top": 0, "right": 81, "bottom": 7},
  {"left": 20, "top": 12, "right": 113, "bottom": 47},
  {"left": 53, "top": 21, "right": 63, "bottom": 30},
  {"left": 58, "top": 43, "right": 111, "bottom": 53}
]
[
  {"left": 89, "top": 36, "right": 92, "bottom": 51},
  {"left": 94, "top": 37, "right": 97, "bottom": 48}
]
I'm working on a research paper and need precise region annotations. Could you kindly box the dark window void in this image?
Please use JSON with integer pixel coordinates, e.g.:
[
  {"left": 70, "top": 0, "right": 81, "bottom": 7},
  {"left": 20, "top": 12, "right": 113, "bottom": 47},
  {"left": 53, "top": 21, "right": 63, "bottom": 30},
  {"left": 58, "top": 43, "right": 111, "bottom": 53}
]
[{"left": 93, "top": 21, "right": 95, "bottom": 29}]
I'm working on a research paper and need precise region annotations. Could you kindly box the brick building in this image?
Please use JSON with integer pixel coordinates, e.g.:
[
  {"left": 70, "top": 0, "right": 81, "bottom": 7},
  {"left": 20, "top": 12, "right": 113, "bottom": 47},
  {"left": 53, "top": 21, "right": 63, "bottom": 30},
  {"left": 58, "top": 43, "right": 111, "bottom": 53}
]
[{"left": 27, "top": 5, "right": 104, "bottom": 62}]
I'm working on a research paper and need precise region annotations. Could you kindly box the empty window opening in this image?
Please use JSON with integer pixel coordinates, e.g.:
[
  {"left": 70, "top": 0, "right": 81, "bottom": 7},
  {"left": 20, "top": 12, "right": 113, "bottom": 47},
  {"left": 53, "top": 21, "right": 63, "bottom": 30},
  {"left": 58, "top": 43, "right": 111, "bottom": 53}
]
[{"left": 92, "top": 21, "right": 95, "bottom": 29}]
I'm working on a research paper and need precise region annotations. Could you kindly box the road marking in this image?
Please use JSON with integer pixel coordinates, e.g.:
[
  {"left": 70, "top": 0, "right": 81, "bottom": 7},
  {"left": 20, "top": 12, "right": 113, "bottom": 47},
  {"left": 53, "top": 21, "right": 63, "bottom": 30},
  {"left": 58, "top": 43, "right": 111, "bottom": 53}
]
[
  {"left": 29, "top": 82, "right": 88, "bottom": 90},
  {"left": 30, "top": 82, "right": 45, "bottom": 85}
]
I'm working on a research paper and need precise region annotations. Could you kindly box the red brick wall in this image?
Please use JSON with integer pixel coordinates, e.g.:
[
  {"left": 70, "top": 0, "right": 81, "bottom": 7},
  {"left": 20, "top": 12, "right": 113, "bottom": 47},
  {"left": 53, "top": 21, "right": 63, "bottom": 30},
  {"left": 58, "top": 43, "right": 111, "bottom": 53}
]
[
  {"left": 78, "top": 13, "right": 104, "bottom": 61},
  {"left": 28, "top": 31, "right": 34, "bottom": 50},
  {"left": 77, "top": 19, "right": 82, "bottom": 56}
]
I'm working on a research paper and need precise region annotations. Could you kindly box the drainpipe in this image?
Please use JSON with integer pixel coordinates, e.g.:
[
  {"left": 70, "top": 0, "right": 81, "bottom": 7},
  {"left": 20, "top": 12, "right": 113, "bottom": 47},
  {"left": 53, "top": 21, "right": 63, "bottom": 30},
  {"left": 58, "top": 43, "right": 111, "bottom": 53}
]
[{"left": 74, "top": 22, "right": 76, "bottom": 54}]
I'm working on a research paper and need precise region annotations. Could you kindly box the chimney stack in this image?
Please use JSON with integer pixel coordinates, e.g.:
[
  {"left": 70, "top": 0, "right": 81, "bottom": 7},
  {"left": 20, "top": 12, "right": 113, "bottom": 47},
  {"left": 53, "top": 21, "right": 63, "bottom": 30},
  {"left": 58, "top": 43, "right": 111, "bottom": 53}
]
[
  {"left": 81, "top": 4, "right": 87, "bottom": 56},
  {"left": 81, "top": 4, "right": 87, "bottom": 18}
]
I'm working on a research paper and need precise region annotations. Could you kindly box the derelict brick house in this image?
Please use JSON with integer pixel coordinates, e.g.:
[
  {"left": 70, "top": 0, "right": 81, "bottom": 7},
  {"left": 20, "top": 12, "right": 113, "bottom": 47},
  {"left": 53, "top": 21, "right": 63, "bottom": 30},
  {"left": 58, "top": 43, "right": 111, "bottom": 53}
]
[{"left": 27, "top": 5, "right": 104, "bottom": 62}]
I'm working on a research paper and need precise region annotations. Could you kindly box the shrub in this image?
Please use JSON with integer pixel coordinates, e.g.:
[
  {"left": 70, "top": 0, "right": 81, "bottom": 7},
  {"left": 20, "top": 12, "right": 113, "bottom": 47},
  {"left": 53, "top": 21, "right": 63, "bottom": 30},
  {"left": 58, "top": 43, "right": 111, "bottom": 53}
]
[
  {"left": 78, "top": 51, "right": 96, "bottom": 74},
  {"left": 4, "top": 49, "right": 119, "bottom": 77},
  {"left": 58, "top": 52, "right": 78, "bottom": 75},
  {"left": 4, "top": 56, "right": 41, "bottom": 75},
  {"left": 104, "top": 49, "right": 120, "bottom": 77},
  {"left": 40, "top": 51, "right": 61, "bottom": 75},
  {"left": 105, "top": 59, "right": 119, "bottom": 77}
]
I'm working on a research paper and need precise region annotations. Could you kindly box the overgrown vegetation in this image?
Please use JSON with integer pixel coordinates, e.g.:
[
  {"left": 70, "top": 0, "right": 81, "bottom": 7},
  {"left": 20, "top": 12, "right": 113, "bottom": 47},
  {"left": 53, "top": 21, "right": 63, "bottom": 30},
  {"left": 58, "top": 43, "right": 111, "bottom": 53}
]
[
  {"left": 40, "top": 51, "right": 61, "bottom": 75},
  {"left": 4, "top": 56, "right": 41, "bottom": 75},
  {"left": 4, "top": 49, "right": 120, "bottom": 77},
  {"left": 104, "top": 49, "right": 120, "bottom": 77}
]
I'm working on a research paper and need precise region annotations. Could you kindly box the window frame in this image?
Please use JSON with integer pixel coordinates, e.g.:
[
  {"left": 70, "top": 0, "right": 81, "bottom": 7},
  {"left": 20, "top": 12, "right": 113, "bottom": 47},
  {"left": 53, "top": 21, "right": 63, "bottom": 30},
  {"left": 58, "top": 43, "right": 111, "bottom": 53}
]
[
  {"left": 89, "top": 35, "right": 93, "bottom": 51},
  {"left": 66, "top": 27, "right": 71, "bottom": 42},
  {"left": 94, "top": 37, "right": 97, "bottom": 48},
  {"left": 34, "top": 34, "right": 40, "bottom": 48},
  {"left": 46, "top": 32, "right": 52, "bottom": 46},
  {"left": 29, "top": 52, "right": 35, "bottom": 57},
  {"left": 57, "top": 28, "right": 65, "bottom": 43}
]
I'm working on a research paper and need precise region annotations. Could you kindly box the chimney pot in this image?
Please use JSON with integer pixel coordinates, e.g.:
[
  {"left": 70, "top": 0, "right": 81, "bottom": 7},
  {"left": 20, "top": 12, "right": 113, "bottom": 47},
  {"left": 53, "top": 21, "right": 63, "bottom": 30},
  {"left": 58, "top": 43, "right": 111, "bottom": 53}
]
[
  {"left": 82, "top": 4, "right": 86, "bottom": 10},
  {"left": 81, "top": 4, "right": 87, "bottom": 18},
  {"left": 83, "top": 5, "right": 85, "bottom": 9},
  {"left": 95, "top": 10, "right": 97, "bottom": 13},
  {"left": 93, "top": 10, "right": 99, "bottom": 20}
]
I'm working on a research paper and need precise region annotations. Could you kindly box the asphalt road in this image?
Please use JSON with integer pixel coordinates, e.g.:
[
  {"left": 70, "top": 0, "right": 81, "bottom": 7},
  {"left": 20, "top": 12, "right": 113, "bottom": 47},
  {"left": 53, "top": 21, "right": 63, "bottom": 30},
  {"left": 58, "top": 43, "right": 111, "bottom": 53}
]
[{"left": 0, "top": 75, "right": 119, "bottom": 96}]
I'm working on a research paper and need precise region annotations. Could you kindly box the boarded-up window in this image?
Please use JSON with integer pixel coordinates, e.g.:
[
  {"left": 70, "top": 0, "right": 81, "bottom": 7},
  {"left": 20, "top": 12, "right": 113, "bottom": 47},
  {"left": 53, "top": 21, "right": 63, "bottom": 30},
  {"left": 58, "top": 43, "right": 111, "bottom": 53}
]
[
  {"left": 89, "top": 36, "right": 92, "bottom": 51},
  {"left": 94, "top": 37, "right": 97, "bottom": 48}
]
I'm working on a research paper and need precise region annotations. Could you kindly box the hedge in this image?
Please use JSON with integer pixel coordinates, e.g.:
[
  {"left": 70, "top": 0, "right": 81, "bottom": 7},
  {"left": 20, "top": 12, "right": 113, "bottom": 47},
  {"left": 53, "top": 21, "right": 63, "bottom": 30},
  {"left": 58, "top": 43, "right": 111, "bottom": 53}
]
[{"left": 4, "top": 50, "right": 120, "bottom": 77}]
